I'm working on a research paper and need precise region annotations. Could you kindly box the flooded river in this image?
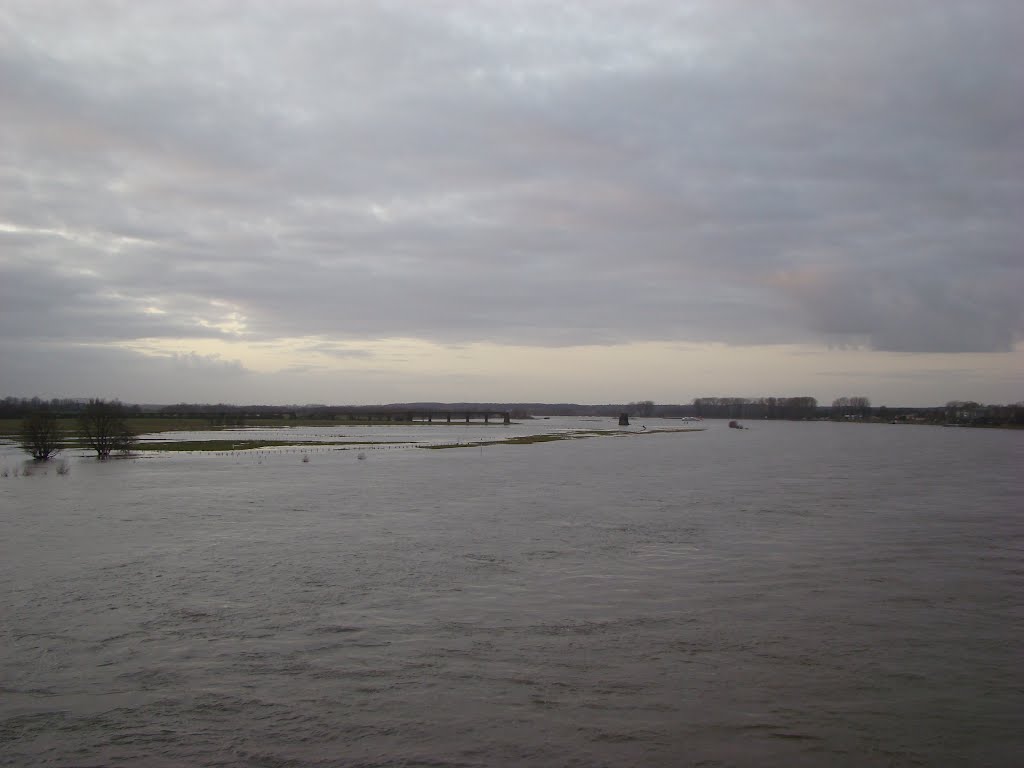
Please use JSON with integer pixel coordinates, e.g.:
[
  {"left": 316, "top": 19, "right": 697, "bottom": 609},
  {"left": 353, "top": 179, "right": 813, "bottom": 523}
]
[{"left": 1, "top": 419, "right": 1021, "bottom": 766}]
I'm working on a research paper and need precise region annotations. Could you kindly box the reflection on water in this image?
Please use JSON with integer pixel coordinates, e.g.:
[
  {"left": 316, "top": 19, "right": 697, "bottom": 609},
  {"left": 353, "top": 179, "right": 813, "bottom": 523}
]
[{"left": 1, "top": 420, "right": 1021, "bottom": 766}]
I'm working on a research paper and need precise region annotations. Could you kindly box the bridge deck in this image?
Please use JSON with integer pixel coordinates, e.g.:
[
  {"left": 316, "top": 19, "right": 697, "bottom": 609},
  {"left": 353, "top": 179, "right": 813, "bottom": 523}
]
[{"left": 343, "top": 410, "right": 511, "bottom": 424}]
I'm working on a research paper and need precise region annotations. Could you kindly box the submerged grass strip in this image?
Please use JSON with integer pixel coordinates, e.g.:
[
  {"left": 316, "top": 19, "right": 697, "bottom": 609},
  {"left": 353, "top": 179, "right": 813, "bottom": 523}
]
[
  {"left": 134, "top": 439, "right": 400, "bottom": 452},
  {"left": 422, "top": 434, "right": 568, "bottom": 449},
  {"left": 421, "top": 427, "right": 702, "bottom": 449}
]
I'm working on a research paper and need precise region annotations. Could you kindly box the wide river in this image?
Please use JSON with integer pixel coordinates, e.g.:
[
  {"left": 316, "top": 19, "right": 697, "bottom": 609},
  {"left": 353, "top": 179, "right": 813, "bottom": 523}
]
[{"left": 1, "top": 418, "right": 1021, "bottom": 766}]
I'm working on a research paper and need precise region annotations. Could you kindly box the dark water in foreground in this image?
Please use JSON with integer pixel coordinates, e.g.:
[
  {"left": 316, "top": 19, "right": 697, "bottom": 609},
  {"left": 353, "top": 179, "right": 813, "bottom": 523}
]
[{"left": 1, "top": 420, "right": 1021, "bottom": 767}]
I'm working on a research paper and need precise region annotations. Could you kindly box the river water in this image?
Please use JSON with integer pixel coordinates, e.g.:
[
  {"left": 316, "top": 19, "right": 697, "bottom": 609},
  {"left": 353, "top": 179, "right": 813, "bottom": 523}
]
[{"left": 1, "top": 419, "right": 1021, "bottom": 766}]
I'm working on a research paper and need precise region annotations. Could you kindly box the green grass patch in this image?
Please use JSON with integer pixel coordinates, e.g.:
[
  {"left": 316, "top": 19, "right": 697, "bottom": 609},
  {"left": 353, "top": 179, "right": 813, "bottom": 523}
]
[
  {"left": 218, "top": 418, "right": 343, "bottom": 428},
  {"left": 124, "top": 417, "right": 215, "bottom": 433},
  {"left": 502, "top": 434, "right": 570, "bottom": 444},
  {"left": 0, "top": 416, "right": 213, "bottom": 439}
]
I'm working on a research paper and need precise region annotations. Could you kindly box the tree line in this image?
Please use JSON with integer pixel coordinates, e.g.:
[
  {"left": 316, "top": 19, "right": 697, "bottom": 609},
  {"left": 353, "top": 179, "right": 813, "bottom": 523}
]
[{"left": 692, "top": 397, "right": 820, "bottom": 420}]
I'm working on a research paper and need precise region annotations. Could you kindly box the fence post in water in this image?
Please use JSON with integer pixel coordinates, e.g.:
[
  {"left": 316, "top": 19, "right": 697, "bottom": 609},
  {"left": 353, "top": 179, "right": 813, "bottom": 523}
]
[{"left": 619, "top": 412, "right": 630, "bottom": 426}]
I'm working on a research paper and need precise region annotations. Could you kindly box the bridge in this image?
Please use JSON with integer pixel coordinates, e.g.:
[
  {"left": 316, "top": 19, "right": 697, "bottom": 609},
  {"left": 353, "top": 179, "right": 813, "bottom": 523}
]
[{"left": 341, "top": 410, "right": 511, "bottom": 425}]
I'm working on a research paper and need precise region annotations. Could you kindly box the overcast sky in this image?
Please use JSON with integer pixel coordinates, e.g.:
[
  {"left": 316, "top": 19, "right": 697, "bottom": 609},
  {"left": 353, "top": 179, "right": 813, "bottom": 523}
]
[{"left": 1, "top": 1, "right": 1021, "bottom": 406}]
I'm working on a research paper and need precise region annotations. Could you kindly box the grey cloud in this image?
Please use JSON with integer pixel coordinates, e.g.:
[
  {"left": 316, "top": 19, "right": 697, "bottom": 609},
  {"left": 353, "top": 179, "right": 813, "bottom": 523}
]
[
  {"left": 298, "top": 343, "right": 375, "bottom": 360},
  {"left": 795, "top": 265, "right": 1024, "bottom": 354},
  {"left": 0, "top": 341, "right": 248, "bottom": 403},
  {"left": 0, "top": 255, "right": 247, "bottom": 343},
  {"left": 0, "top": 0, "right": 1021, "bottom": 362}
]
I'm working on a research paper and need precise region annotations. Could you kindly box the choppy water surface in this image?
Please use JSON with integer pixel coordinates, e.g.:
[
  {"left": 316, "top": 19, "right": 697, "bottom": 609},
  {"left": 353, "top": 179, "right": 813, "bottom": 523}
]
[{"left": 1, "top": 419, "right": 1021, "bottom": 767}]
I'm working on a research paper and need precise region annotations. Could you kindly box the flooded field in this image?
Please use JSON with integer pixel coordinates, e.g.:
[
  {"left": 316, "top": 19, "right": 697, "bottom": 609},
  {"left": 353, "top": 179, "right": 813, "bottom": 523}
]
[{"left": 1, "top": 419, "right": 1021, "bottom": 766}]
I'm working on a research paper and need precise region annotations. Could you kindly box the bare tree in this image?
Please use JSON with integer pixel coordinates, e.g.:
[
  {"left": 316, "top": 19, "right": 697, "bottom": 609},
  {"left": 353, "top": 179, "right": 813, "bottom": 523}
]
[
  {"left": 631, "top": 400, "right": 656, "bottom": 417},
  {"left": 832, "top": 396, "right": 871, "bottom": 420},
  {"left": 19, "top": 410, "right": 64, "bottom": 461},
  {"left": 849, "top": 396, "right": 871, "bottom": 419},
  {"left": 79, "top": 399, "right": 137, "bottom": 459}
]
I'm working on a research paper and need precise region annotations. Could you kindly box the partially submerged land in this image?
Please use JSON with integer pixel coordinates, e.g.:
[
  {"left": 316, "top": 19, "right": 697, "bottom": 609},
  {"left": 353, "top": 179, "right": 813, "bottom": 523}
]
[
  {"left": 0, "top": 413, "right": 704, "bottom": 458},
  {"left": 2, "top": 394, "right": 1019, "bottom": 463},
  {"left": 135, "top": 427, "right": 701, "bottom": 454},
  {"left": 3, "top": 407, "right": 1020, "bottom": 465}
]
